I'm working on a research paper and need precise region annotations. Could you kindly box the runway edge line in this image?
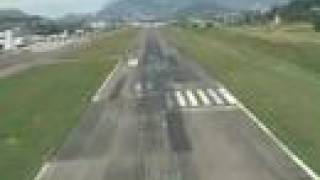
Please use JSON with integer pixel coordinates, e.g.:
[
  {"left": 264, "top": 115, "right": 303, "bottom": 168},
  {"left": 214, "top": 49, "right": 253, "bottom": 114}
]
[
  {"left": 219, "top": 86, "right": 319, "bottom": 180},
  {"left": 91, "top": 61, "right": 122, "bottom": 103},
  {"left": 33, "top": 61, "right": 122, "bottom": 180},
  {"left": 34, "top": 163, "right": 51, "bottom": 180}
]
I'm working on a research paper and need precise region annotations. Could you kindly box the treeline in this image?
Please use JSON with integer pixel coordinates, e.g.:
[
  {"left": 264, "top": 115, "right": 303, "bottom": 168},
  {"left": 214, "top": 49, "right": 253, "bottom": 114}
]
[
  {"left": 268, "top": 0, "right": 320, "bottom": 31},
  {"left": 275, "top": 0, "right": 320, "bottom": 22}
]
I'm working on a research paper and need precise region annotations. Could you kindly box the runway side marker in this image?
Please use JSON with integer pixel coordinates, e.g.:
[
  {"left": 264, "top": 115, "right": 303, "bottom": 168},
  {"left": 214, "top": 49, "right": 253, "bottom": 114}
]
[
  {"left": 186, "top": 90, "right": 199, "bottom": 107},
  {"left": 175, "top": 91, "right": 187, "bottom": 107},
  {"left": 220, "top": 86, "right": 319, "bottom": 180},
  {"left": 128, "top": 58, "right": 139, "bottom": 67},
  {"left": 196, "top": 89, "right": 211, "bottom": 106},
  {"left": 92, "top": 61, "right": 122, "bottom": 102},
  {"left": 207, "top": 89, "right": 224, "bottom": 105}
]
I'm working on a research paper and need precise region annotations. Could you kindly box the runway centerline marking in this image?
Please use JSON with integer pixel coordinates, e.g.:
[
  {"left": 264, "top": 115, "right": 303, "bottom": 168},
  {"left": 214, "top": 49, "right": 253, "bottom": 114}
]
[{"left": 134, "top": 81, "right": 142, "bottom": 92}]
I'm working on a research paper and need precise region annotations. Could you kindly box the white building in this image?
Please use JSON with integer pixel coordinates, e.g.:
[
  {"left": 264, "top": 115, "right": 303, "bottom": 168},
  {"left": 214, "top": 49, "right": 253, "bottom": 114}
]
[
  {"left": 90, "top": 21, "right": 107, "bottom": 29},
  {"left": 0, "top": 32, "right": 5, "bottom": 50},
  {"left": 129, "top": 21, "right": 167, "bottom": 28},
  {"left": 0, "top": 30, "right": 14, "bottom": 50},
  {"left": 0, "top": 29, "right": 27, "bottom": 50},
  {"left": 75, "top": 29, "right": 85, "bottom": 37},
  {"left": 273, "top": 14, "right": 282, "bottom": 26}
]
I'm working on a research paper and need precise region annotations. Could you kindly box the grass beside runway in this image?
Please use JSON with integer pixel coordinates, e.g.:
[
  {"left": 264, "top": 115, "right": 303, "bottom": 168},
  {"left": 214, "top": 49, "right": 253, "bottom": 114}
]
[
  {"left": 165, "top": 25, "right": 320, "bottom": 175},
  {"left": 0, "top": 29, "right": 137, "bottom": 180}
]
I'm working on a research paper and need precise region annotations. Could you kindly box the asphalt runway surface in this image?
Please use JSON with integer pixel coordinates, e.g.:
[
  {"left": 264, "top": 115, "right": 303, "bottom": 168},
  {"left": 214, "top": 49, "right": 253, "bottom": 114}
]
[{"left": 37, "top": 29, "right": 311, "bottom": 180}]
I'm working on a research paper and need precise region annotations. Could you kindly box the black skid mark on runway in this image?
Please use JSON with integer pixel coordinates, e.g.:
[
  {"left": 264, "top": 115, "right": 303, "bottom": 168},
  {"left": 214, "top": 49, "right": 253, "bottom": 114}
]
[{"left": 166, "top": 111, "right": 192, "bottom": 153}]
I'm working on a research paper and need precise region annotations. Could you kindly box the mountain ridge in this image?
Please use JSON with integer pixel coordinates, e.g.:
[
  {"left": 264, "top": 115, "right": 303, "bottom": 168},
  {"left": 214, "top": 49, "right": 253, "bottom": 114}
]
[{"left": 97, "top": 0, "right": 289, "bottom": 20}]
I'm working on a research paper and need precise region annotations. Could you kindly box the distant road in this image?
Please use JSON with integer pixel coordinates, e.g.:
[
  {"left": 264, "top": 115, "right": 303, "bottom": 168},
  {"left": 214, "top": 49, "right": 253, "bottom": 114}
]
[{"left": 36, "top": 29, "right": 310, "bottom": 180}]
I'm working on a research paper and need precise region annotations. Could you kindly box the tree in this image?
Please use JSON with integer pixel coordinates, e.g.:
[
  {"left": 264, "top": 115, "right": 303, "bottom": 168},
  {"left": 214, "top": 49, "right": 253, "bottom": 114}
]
[
  {"left": 276, "top": 0, "right": 320, "bottom": 22},
  {"left": 311, "top": 8, "right": 320, "bottom": 32},
  {"left": 206, "top": 22, "right": 213, "bottom": 28},
  {"left": 314, "top": 21, "right": 320, "bottom": 32},
  {"left": 313, "top": 14, "right": 320, "bottom": 32},
  {"left": 192, "top": 23, "right": 198, "bottom": 28}
]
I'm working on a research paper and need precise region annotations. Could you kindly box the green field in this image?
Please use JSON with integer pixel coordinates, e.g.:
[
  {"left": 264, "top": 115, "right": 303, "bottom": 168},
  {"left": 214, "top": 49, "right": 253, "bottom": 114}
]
[
  {"left": 165, "top": 25, "right": 320, "bottom": 174},
  {"left": 0, "top": 29, "right": 137, "bottom": 180}
]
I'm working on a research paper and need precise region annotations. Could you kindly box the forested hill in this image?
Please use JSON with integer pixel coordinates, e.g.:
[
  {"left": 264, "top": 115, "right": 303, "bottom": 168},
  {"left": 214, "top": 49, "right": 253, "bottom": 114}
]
[
  {"left": 97, "top": 0, "right": 285, "bottom": 20},
  {"left": 277, "top": 0, "right": 320, "bottom": 22}
]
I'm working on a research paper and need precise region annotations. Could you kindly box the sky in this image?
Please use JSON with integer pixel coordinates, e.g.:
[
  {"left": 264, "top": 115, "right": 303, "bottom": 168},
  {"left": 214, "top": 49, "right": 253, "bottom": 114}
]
[{"left": 0, "top": 0, "right": 114, "bottom": 17}]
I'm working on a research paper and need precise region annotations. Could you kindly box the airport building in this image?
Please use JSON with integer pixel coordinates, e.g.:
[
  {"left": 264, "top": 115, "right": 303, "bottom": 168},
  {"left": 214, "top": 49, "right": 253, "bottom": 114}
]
[
  {"left": 0, "top": 29, "right": 26, "bottom": 51},
  {"left": 0, "top": 30, "right": 14, "bottom": 50}
]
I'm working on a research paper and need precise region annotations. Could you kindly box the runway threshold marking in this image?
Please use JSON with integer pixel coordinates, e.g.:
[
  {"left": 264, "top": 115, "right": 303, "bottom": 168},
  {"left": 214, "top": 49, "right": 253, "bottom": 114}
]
[
  {"left": 196, "top": 89, "right": 211, "bottom": 106},
  {"left": 185, "top": 90, "right": 199, "bottom": 107},
  {"left": 218, "top": 88, "right": 237, "bottom": 105},
  {"left": 207, "top": 88, "right": 224, "bottom": 105},
  {"left": 175, "top": 91, "right": 187, "bottom": 107}
]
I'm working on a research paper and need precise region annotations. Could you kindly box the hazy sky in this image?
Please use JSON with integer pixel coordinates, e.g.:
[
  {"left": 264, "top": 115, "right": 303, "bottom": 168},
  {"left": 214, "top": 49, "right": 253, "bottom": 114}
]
[{"left": 0, "top": 0, "right": 113, "bottom": 17}]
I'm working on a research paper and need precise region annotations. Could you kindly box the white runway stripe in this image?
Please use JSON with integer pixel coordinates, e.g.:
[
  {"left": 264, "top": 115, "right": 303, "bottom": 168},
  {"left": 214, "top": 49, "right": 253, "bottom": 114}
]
[
  {"left": 134, "top": 82, "right": 142, "bottom": 92},
  {"left": 186, "top": 90, "right": 199, "bottom": 107},
  {"left": 175, "top": 91, "right": 187, "bottom": 107},
  {"left": 196, "top": 89, "right": 211, "bottom": 106},
  {"left": 207, "top": 89, "right": 224, "bottom": 105},
  {"left": 92, "top": 62, "right": 121, "bottom": 102},
  {"left": 34, "top": 163, "right": 51, "bottom": 180},
  {"left": 218, "top": 88, "right": 237, "bottom": 105}
]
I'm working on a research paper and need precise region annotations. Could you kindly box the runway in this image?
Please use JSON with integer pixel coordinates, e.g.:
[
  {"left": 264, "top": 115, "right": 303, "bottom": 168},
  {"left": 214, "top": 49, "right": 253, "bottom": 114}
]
[{"left": 36, "top": 29, "right": 310, "bottom": 180}]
